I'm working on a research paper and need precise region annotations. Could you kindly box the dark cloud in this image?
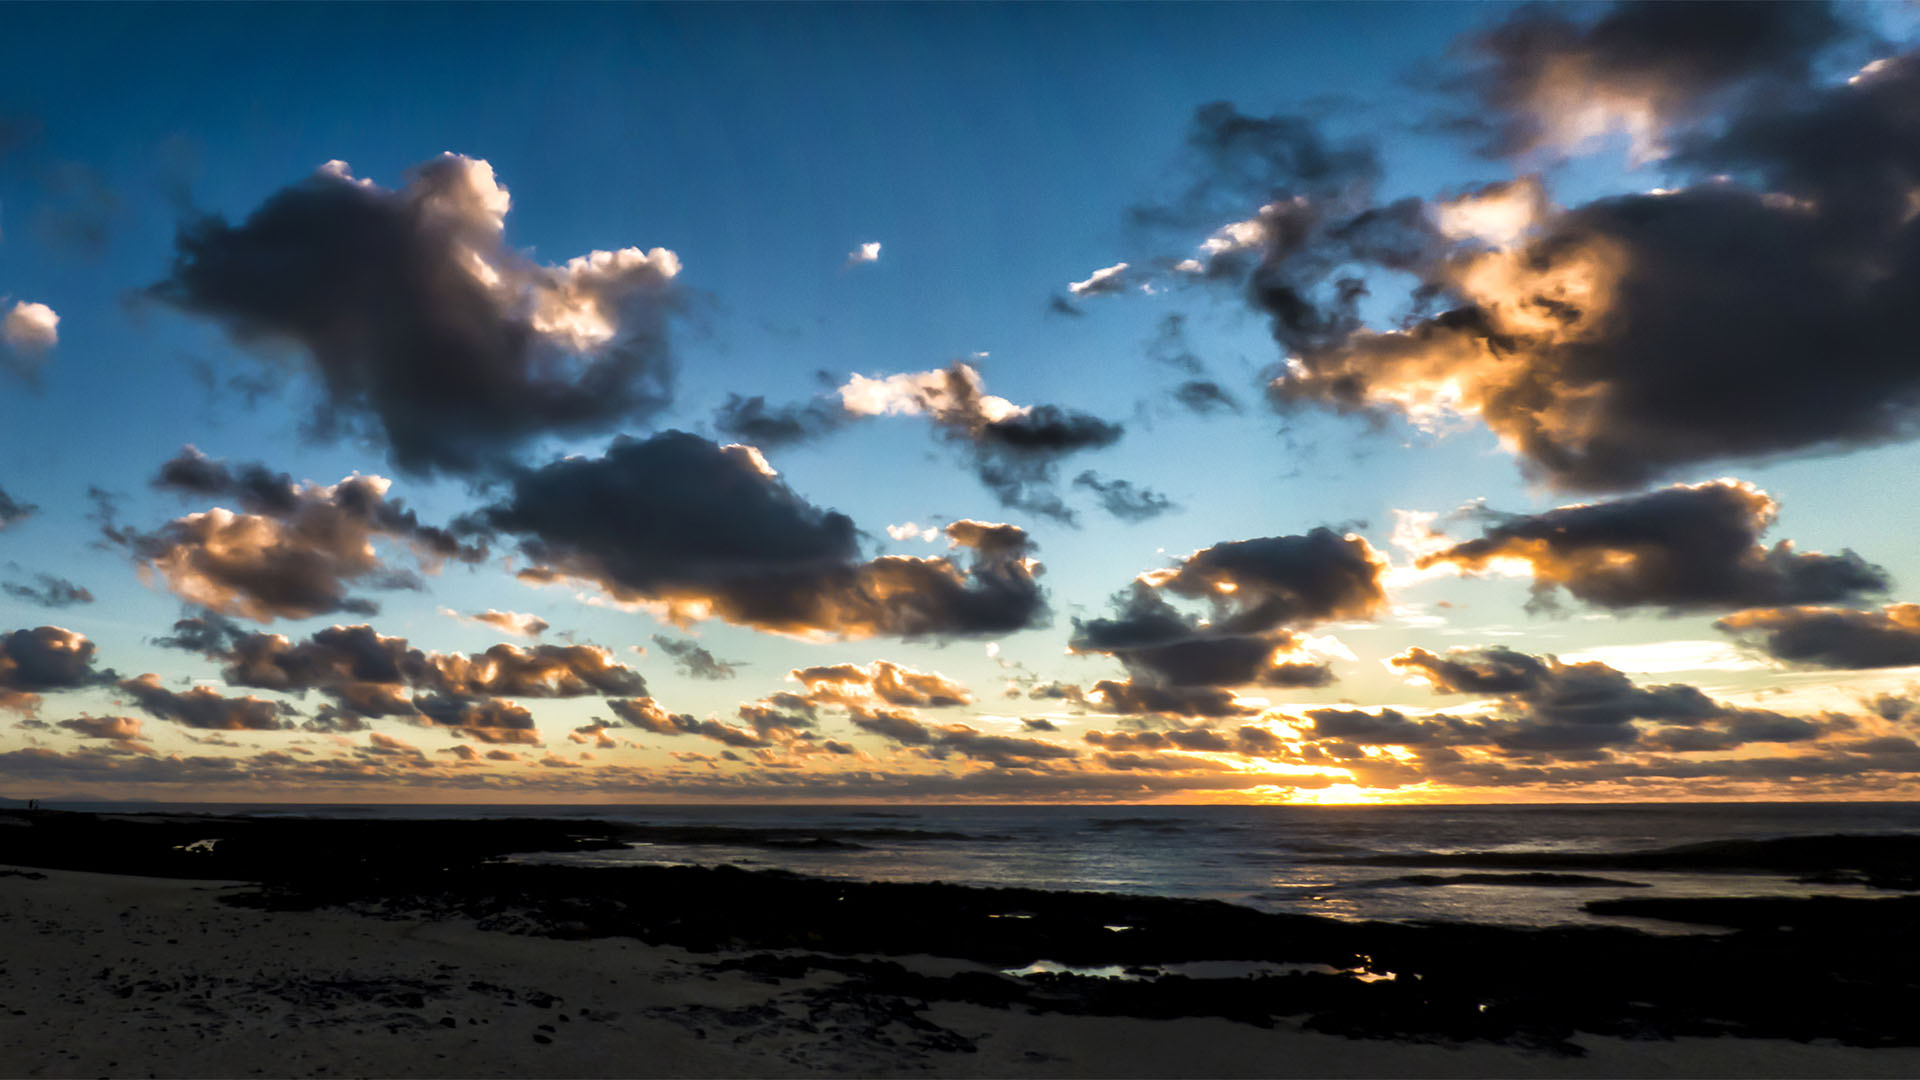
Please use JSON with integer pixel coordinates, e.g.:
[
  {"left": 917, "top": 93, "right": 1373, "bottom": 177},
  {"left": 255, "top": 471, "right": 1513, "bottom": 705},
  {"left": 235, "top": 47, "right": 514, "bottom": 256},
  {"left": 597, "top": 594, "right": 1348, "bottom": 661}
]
[
  {"left": 150, "top": 154, "right": 679, "bottom": 475},
  {"left": 1086, "top": 679, "right": 1255, "bottom": 720},
  {"left": 1384, "top": 645, "right": 1823, "bottom": 755},
  {"left": 0, "top": 626, "right": 111, "bottom": 712},
  {"left": 1448, "top": 1, "right": 1856, "bottom": 159},
  {"left": 117, "top": 673, "right": 287, "bottom": 731},
  {"left": 485, "top": 431, "right": 1047, "bottom": 639},
  {"left": 1070, "top": 528, "right": 1383, "bottom": 714},
  {"left": 414, "top": 696, "right": 542, "bottom": 745},
  {"left": 0, "top": 486, "right": 36, "bottom": 530},
  {"left": 1420, "top": 481, "right": 1889, "bottom": 613},
  {"left": 57, "top": 715, "right": 145, "bottom": 743},
  {"left": 2, "top": 574, "right": 93, "bottom": 608},
  {"left": 1171, "top": 380, "right": 1242, "bottom": 415},
  {"left": 1267, "top": 38, "right": 1920, "bottom": 490},
  {"left": 1073, "top": 472, "right": 1177, "bottom": 523},
  {"left": 711, "top": 393, "right": 846, "bottom": 449},
  {"left": 1716, "top": 604, "right": 1920, "bottom": 669},
  {"left": 846, "top": 703, "right": 933, "bottom": 745},
  {"left": 651, "top": 634, "right": 739, "bottom": 680}
]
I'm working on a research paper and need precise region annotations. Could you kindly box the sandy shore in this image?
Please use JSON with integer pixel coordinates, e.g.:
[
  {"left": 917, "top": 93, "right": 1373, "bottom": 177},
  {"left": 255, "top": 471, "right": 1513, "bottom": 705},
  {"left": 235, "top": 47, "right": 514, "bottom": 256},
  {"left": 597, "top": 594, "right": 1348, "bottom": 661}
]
[{"left": 5, "top": 865, "right": 1920, "bottom": 1079}]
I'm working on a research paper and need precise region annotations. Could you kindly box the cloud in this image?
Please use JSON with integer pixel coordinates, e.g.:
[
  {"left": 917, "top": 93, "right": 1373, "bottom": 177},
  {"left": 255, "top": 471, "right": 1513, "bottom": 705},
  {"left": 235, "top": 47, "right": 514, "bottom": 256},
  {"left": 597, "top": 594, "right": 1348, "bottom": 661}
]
[
  {"left": 0, "top": 486, "right": 35, "bottom": 531},
  {"left": 156, "top": 617, "right": 648, "bottom": 725},
  {"left": 111, "top": 448, "right": 486, "bottom": 622},
  {"left": 1383, "top": 644, "right": 1825, "bottom": 755},
  {"left": 1446, "top": 1, "right": 1854, "bottom": 160},
  {"left": 1, "top": 574, "right": 92, "bottom": 608},
  {"left": 711, "top": 393, "right": 847, "bottom": 448},
  {"left": 651, "top": 634, "right": 739, "bottom": 680},
  {"left": 454, "top": 609, "right": 549, "bottom": 638},
  {"left": 57, "top": 715, "right": 144, "bottom": 743},
  {"left": 847, "top": 241, "right": 882, "bottom": 265},
  {"left": 1263, "top": 39, "right": 1920, "bottom": 490},
  {"left": 150, "top": 154, "right": 680, "bottom": 474},
  {"left": 485, "top": 431, "right": 1047, "bottom": 640},
  {"left": 1418, "top": 480, "right": 1889, "bottom": 612},
  {"left": 117, "top": 673, "right": 287, "bottom": 731},
  {"left": 1071, "top": 528, "right": 1385, "bottom": 713},
  {"left": 791, "top": 659, "right": 973, "bottom": 708},
  {"left": 608, "top": 696, "right": 768, "bottom": 749},
  {"left": 1171, "top": 380, "right": 1242, "bottom": 415},
  {"left": 1072, "top": 471, "right": 1177, "bottom": 523},
  {"left": 839, "top": 363, "right": 1125, "bottom": 523},
  {"left": 414, "top": 696, "right": 542, "bottom": 745},
  {"left": 0, "top": 626, "right": 110, "bottom": 713},
  {"left": 1068, "top": 261, "right": 1131, "bottom": 298},
  {"left": 2, "top": 300, "right": 58, "bottom": 376},
  {"left": 1716, "top": 604, "right": 1920, "bottom": 669},
  {"left": 845, "top": 703, "right": 1075, "bottom": 766}
]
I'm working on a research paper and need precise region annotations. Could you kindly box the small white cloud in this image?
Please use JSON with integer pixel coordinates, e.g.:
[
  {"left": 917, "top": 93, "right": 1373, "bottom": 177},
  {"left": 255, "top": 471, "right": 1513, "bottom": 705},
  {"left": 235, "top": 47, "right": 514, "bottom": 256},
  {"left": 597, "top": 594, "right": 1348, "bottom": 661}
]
[
  {"left": 1068, "top": 261, "right": 1129, "bottom": 297},
  {"left": 886, "top": 521, "right": 940, "bottom": 542},
  {"left": 3, "top": 300, "right": 59, "bottom": 353},
  {"left": 848, "top": 241, "right": 882, "bottom": 266}
]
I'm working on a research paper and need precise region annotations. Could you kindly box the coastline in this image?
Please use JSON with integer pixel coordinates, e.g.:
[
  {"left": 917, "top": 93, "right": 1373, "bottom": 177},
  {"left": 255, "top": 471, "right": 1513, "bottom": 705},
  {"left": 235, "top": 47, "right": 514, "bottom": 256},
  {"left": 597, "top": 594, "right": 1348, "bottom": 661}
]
[{"left": 4, "top": 808, "right": 1920, "bottom": 1077}]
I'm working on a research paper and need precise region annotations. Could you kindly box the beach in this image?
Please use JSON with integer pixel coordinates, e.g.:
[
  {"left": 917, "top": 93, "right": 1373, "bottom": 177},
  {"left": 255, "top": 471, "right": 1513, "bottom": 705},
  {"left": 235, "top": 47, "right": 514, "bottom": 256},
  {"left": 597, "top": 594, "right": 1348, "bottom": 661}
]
[
  {"left": 5, "top": 865, "right": 1920, "bottom": 1079},
  {"left": 3, "top": 808, "right": 1920, "bottom": 1078}
]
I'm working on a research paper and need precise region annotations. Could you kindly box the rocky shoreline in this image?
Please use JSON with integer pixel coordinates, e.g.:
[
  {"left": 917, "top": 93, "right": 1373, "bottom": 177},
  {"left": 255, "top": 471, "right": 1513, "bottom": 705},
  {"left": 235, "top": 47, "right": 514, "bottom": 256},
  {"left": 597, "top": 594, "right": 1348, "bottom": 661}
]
[{"left": 5, "top": 808, "right": 1920, "bottom": 1058}]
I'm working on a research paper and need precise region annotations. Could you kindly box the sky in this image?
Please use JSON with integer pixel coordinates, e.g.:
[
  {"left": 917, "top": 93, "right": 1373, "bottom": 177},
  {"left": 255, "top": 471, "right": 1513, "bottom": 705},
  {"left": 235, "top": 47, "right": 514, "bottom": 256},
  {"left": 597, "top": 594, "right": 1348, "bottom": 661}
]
[{"left": 3, "top": 1, "right": 1920, "bottom": 804}]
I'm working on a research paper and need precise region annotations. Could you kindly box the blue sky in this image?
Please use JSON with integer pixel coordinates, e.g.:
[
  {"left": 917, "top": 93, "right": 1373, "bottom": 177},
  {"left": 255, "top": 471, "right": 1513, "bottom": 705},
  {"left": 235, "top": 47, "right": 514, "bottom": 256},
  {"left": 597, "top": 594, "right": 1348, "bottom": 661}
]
[{"left": 4, "top": 2, "right": 1920, "bottom": 802}]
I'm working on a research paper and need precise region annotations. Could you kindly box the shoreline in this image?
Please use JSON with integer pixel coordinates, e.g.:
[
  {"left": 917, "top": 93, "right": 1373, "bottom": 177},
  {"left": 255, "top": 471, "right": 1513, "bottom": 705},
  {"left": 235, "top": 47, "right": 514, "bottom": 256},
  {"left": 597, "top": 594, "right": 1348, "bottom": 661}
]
[{"left": 4, "top": 808, "right": 1920, "bottom": 1076}]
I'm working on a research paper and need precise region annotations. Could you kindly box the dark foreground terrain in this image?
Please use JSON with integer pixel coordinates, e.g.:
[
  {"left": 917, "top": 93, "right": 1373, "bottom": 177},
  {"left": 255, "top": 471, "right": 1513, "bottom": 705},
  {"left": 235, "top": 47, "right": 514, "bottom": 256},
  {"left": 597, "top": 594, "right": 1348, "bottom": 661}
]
[{"left": 4, "top": 807, "right": 1919, "bottom": 1057}]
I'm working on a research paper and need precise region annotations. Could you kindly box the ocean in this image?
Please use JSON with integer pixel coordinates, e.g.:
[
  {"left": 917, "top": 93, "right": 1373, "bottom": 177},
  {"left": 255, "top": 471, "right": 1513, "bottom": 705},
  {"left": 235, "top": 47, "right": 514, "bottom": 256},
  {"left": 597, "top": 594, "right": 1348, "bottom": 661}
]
[{"left": 51, "top": 800, "right": 1920, "bottom": 930}]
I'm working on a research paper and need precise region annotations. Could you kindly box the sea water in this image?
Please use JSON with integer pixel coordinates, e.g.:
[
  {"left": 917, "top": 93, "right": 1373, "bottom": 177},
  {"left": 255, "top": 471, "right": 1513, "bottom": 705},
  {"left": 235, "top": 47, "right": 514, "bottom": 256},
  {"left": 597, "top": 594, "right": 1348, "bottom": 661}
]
[{"left": 52, "top": 800, "right": 1920, "bottom": 929}]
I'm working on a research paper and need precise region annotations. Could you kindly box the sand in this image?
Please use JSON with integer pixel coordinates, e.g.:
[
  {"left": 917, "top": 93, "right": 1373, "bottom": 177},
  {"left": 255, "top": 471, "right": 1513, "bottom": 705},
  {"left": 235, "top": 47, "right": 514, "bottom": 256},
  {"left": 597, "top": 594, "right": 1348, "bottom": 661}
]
[{"left": 4, "top": 864, "right": 1919, "bottom": 1079}]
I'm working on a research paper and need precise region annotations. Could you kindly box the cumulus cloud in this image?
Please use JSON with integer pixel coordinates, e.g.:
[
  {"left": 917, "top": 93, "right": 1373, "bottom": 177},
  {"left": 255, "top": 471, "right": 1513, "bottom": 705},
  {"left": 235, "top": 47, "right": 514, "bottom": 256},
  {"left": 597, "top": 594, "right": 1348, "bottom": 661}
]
[
  {"left": 484, "top": 431, "right": 1047, "bottom": 640},
  {"left": 1716, "top": 604, "right": 1920, "bottom": 670},
  {"left": 648, "top": 634, "right": 736, "bottom": 680},
  {"left": 1, "top": 574, "right": 92, "bottom": 608},
  {"left": 111, "top": 447, "right": 485, "bottom": 622},
  {"left": 150, "top": 154, "right": 680, "bottom": 474},
  {"left": 791, "top": 659, "right": 972, "bottom": 708},
  {"left": 1259, "top": 34, "right": 1920, "bottom": 490},
  {"left": 0, "top": 626, "right": 110, "bottom": 712},
  {"left": 117, "top": 672, "right": 288, "bottom": 731},
  {"left": 847, "top": 241, "right": 881, "bottom": 265},
  {"left": 2, "top": 300, "right": 58, "bottom": 376},
  {"left": 415, "top": 696, "right": 541, "bottom": 745},
  {"left": 1418, "top": 480, "right": 1889, "bottom": 612},
  {"left": 1071, "top": 528, "right": 1385, "bottom": 714},
  {"left": 608, "top": 696, "right": 768, "bottom": 749},
  {"left": 1382, "top": 644, "right": 1827, "bottom": 755},
  {"left": 156, "top": 617, "right": 648, "bottom": 730},
  {"left": 57, "top": 715, "right": 145, "bottom": 744}
]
